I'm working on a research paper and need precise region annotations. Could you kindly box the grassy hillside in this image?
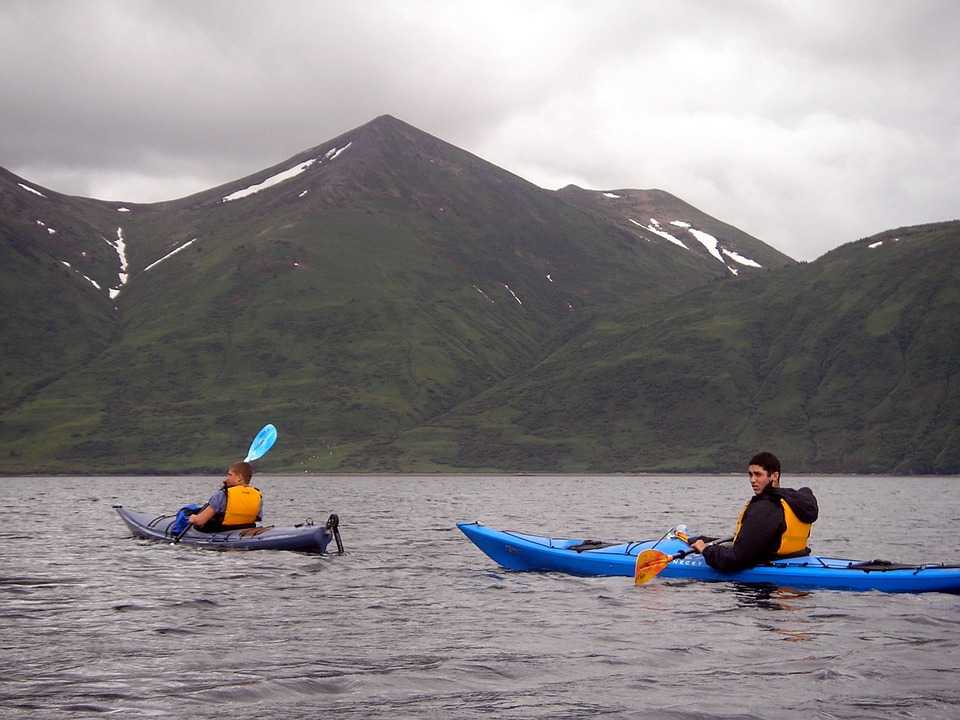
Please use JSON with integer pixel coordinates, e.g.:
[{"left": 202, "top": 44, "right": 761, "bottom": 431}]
[
  {"left": 0, "top": 228, "right": 115, "bottom": 409},
  {"left": 371, "top": 221, "right": 960, "bottom": 474},
  {"left": 0, "top": 169, "right": 119, "bottom": 419}
]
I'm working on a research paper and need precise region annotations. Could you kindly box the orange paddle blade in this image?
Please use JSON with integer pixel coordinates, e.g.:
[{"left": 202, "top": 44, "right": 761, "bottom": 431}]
[{"left": 634, "top": 549, "right": 672, "bottom": 586}]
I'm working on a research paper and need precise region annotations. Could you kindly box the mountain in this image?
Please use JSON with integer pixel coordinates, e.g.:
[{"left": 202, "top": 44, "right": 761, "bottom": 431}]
[
  {"left": 6, "top": 115, "right": 954, "bottom": 475},
  {"left": 1, "top": 115, "right": 790, "bottom": 473},
  {"left": 376, "top": 221, "right": 960, "bottom": 474}
]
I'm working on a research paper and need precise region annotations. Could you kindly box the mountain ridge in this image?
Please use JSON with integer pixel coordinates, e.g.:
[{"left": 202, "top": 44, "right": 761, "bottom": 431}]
[{"left": 3, "top": 115, "right": 954, "bottom": 474}]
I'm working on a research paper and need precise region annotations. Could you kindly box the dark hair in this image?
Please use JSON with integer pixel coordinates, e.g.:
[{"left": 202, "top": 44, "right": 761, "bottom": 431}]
[
  {"left": 749, "top": 451, "right": 781, "bottom": 476},
  {"left": 230, "top": 461, "right": 253, "bottom": 483}
]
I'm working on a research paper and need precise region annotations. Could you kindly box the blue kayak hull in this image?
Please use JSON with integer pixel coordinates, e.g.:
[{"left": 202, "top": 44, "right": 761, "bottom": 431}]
[
  {"left": 115, "top": 506, "right": 333, "bottom": 553},
  {"left": 458, "top": 522, "right": 960, "bottom": 594}
]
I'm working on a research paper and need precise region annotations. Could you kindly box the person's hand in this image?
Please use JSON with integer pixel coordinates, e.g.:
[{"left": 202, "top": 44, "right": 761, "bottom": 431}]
[
  {"left": 690, "top": 539, "right": 706, "bottom": 553},
  {"left": 187, "top": 514, "right": 201, "bottom": 526}
]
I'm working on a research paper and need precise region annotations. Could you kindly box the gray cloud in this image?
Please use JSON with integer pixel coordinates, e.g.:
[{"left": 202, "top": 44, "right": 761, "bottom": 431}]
[{"left": 2, "top": 0, "right": 957, "bottom": 260}]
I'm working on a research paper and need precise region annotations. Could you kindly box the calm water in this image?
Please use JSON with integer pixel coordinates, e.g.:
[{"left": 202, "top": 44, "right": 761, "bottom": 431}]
[{"left": 2, "top": 474, "right": 959, "bottom": 719}]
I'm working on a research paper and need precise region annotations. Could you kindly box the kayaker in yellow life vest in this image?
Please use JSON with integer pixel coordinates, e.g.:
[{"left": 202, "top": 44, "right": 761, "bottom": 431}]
[
  {"left": 188, "top": 461, "right": 263, "bottom": 532},
  {"left": 690, "top": 452, "right": 818, "bottom": 572}
]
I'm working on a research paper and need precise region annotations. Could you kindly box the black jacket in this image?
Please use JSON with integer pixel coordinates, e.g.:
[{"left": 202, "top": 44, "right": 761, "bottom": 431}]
[{"left": 702, "top": 486, "right": 819, "bottom": 572}]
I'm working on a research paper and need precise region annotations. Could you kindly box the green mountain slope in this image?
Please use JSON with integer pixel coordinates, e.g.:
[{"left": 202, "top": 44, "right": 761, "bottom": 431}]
[
  {"left": 0, "top": 169, "right": 119, "bottom": 416},
  {"left": 378, "top": 221, "right": 960, "bottom": 474},
  {"left": 2, "top": 115, "right": 778, "bottom": 473}
]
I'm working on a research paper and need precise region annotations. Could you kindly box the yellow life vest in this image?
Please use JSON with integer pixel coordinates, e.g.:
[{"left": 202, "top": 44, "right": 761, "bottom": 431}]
[
  {"left": 733, "top": 497, "right": 812, "bottom": 557},
  {"left": 221, "top": 485, "right": 262, "bottom": 528},
  {"left": 776, "top": 498, "right": 812, "bottom": 556}
]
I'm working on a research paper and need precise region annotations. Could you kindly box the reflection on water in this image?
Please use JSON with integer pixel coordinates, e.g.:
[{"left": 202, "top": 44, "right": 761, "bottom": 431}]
[
  {"left": 2, "top": 474, "right": 959, "bottom": 719},
  {"left": 728, "top": 583, "right": 814, "bottom": 610}
]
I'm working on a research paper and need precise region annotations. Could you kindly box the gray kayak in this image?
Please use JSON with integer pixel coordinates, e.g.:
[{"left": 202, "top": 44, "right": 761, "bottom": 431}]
[{"left": 114, "top": 505, "right": 342, "bottom": 554}]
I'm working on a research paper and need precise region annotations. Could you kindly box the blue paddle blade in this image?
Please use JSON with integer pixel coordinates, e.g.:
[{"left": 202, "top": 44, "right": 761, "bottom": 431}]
[{"left": 244, "top": 424, "right": 278, "bottom": 462}]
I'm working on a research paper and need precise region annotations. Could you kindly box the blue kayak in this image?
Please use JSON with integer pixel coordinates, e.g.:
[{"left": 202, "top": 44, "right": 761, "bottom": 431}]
[
  {"left": 458, "top": 521, "right": 960, "bottom": 594},
  {"left": 115, "top": 505, "right": 343, "bottom": 554}
]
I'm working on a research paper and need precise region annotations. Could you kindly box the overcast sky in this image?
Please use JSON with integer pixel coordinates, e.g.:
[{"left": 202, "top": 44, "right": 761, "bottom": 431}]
[{"left": 2, "top": 0, "right": 957, "bottom": 260}]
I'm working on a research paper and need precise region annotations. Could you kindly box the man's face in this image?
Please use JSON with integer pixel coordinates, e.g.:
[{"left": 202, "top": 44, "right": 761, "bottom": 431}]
[
  {"left": 224, "top": 468, "right": 244, "bottom": 487},
  {"left": 748, "top": 464, "right": 778, "bottom": 495}
]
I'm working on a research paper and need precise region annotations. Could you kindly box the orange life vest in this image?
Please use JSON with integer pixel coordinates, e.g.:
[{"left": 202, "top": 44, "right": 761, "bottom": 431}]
[{"left": 221, "top": 485, "right": 262, "bottom": 528}]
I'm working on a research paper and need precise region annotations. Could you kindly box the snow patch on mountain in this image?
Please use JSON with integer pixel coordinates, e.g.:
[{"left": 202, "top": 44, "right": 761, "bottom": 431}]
[
  {"left": 223, "top": 159, "right": 318, "bottom": 202},
  {"left": 18, "top": 183, "right": 46, "bottom": 198},
  {"left": 687, "top": 228, "right": 725, "bottom": 264},
  {"left": 602, "top": 192, "right": 621, "bottom": 198},
  {"left": 103, "top": 227, "right": 129, "bottom": 299},
  {"left": 326, "top": 142, "right": 352, "bottom": 161},
  {"left": 643, "top": 218, "right": 688, "bottom": 249},
  {"left": 503, "top": 283, "right": 523, "bottom": 305},
  {"left": 143, "top": 238, "right": 198, "bottom": 273},
  {"left": 117, "top": 207, "right": 131, "bottom": 213},
  {"left": 628, "top": 217, "right": 689, "bottom": 249},
  {"left": 868, "top": 240, "right": 884, "bottom": 249},
  {"left": 61, "top": 259, "right": 101, "bottom": 291},
  {"left": 689, "top": 229, "right": 763, "bottom": 274},
  {"left": 473, "top": 285, "right": 495, "bottom": 303},
  {"left": 723, "top": 249, "right": 762, "bottom": 267},
  {"left": 652, "top": 219, "right": 763, "bottom": 274},
  {"left": 627, "top": 218, "right": 652, "bottom": 240}
]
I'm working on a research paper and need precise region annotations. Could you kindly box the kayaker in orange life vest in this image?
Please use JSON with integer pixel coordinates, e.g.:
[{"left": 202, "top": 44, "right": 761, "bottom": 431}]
[
  {"left": 689, "top": 452, "right": 818, "bottom": 572},
  {"left": 188, "top": 461, "right": 263, "bottom": 532}
]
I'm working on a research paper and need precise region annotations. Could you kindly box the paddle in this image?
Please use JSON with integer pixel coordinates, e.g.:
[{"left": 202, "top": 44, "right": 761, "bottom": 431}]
[
  {"left": 244, "top": 423, "right": 278, "bottom": 462},
  {"left": 634, "top": 536, "right": 733, "bottom": 586},
  {"left": 173, "top": 423, "right": 279, "bottom": 543}
]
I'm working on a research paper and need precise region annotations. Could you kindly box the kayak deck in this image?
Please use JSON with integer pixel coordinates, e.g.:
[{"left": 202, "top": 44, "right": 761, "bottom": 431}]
[
  {"left": 458, "top": 521, "right": 960, "bottom": 594},
  {"left": 115, "top": 505, "right": 341, "bottom": 554}
]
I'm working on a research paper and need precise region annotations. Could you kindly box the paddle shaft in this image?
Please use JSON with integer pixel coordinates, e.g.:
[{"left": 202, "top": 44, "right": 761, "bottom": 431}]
[{"left": 671, "top": 536, "right": 734, "bottom": 562}]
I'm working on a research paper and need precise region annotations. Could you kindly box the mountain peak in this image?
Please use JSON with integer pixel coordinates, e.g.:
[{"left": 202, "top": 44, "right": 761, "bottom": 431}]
[{"left": 365, "top": 113, "right": 404, "bottom": 127}]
